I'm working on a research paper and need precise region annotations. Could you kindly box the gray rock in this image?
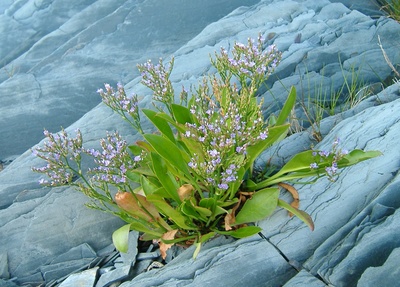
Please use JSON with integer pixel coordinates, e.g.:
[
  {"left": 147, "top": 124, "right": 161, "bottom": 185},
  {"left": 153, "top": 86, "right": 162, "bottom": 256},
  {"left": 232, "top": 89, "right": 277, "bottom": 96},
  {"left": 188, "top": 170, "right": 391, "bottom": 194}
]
[
  {"left": 58, "top": 267, "right": 98, "bottom": 287},
  {"left": 0, "top": 279, "right": 19, "bottom": 287},
  {"left": 0, "top": 0, "right": 259, "bottom": 161},
  {"left": 119, "top": 231, "right": 139, "bottom": 267},
  {"left": 0, "top": 252, "right": 9, "bottom": 279},
  {"left": 283, "top": 270, "right": 327, "bottom": 287},
  {"left": 96, "top": 265, "right": 132, "bottom": 287},
  {"left": 39, "top": 243, "right": 97, "bottom": 283},
  {"left": 357, "top": 247, "right": 400, "bottom": 287},
  {"left": 0, "top": 0, "right": 399, "bottom": 286}
]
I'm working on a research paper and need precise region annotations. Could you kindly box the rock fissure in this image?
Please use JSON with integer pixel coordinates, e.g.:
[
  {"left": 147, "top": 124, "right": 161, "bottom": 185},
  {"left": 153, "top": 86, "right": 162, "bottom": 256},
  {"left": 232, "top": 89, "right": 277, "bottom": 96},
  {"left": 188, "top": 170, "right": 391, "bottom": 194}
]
[{"left": 257, "top": 232, "right": 330, "bottom": 286}]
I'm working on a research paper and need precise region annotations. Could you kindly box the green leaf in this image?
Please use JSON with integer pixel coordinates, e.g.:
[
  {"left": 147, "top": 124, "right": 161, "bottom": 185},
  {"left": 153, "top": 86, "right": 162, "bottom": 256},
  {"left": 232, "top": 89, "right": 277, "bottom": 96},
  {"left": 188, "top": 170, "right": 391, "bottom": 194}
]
[
  {"left": 234, "top": 188, "right": 279, "bottom": 225},
  {"left": 171, "top": 104, "right": 194, "bottom": 125},
  {"left": 215, "top": 226, "right": 262, "bottom": 238},
  {"left": 193, "top": 204, "right": 213, "bottom": 218},
  {"left": 338, "top": 149, "right": 382, "bottom": 168},
  {"left": 142, "top": 109, "right": 175, "bottom": 143},
  {"left": 144, "top": 134, "right": 192, "bottom": 180},
  {"left": 150, "top": 153, "right": 181, "bottom": 203},
  {"left": 276, "top": 86, "right": 296, "bottom": 126},
  {"left": 147, "top": 194, "right": 197, "bottom": 230},
  {"left": 181, "top": 200, "right": 207, "bottom": 221},
  {"left": 267, "top": 150, "right": 316, "bottom": 179},
  {"left": 112, "top": 224, "right": 131, "bottom": 253},
  {"left": 245, "top": 124, "right": 290, "bottom": 171},
  {"left": 140, "top": 175, "right": 159, "bottom": 196},
  {"left": 156, "top": 113, "right": 187, "bottom": 133},
  {"left": 128, "top": 144, "right": 144, "bottom": 155},
  {"left": 277, "top": 199, "right": 314, "bottom": 231}
]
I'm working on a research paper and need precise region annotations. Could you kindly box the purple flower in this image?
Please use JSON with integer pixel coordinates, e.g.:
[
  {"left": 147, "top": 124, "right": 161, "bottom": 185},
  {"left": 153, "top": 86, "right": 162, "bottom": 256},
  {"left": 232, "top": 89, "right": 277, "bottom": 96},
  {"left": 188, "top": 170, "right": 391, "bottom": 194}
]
[{"left": 218, "top": 183, "right": 229, "bottom": 190}]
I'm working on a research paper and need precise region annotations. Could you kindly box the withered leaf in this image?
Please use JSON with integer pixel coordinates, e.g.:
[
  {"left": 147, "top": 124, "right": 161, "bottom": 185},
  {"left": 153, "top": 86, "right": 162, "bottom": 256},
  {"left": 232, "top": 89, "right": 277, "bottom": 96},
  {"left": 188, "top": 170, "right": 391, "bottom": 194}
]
[
  {"left": 177, "top": 184, "right": 194, "bottom": 201},
  {"left": 278, "top": 182, "right": 299, "bottom": 217},
  {"left": 115, "top": 191, "right": 158, "bottom": 222},
  {"left": 159, "top": 229, "right": 179, "bottom": 259}
]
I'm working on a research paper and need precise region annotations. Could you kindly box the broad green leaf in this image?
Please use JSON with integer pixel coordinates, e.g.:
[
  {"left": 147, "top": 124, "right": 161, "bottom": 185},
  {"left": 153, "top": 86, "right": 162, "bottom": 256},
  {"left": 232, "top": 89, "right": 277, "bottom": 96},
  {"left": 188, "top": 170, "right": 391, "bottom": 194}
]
[
  {"left": 199, "top": 198, "right": 216, "bottom": 211},
  {"left": 276, "top": 86, "right": 296, "bottom": 126},
  {"left": 268, "top": 150, "right": 316, "bottom": 179},
  {"left": 156, "top": 113, "right": 187, "bottom": 133},
  {"left": 234, "top": 188, "right": 279, "bottom": 225},
  {"left": 193, "top": 204, "right": 213, "bottom": 218},
  {"left": 140, "top": 175, "right": 159, "bottom": 196},
  {"left": 145, "top": 134, "right": 192, "bottom": 180},
  {"left": 112, "top": 224, "right": 131, "bottom": 253},
  {"left": 278, "top": 199, "right": 314, "bottom": 231},
  {"left": 338, "top": 149, "right": 382, "bottom": 167},
  {"left": 136, "top": 140, "right": 154, "bottom": 152},
  {"left": 245, "top": 124, "right": 290, "bottom": 171},
  {"left": 199, "top": 231, "right": 216, "bottom": 243},
  {"left": 128, "top": 144, "right": 144, "bottom": 155},
  {"left": 126, "top": 170, "right": 141, "bottom": 183},
  {"left": 150, "top": 153, "right": 181, "bottom": 203},
  {"left": 171, "top": 104, "right": 194, "bottom": 125},
  {"left": 215, "top": 226, "right": 262, "bottom": 238},
  {"left": 129, "top": 221, "right": 165, "bottom": 238},
  {"left": 147, "top": 194, "right": 197, "bottom": 230},
  {"left": 142, "top": 109, "right": 175, "bottom": 142},
  {"left": 181, "top": 200, "right": 207, "bottom": 221}
]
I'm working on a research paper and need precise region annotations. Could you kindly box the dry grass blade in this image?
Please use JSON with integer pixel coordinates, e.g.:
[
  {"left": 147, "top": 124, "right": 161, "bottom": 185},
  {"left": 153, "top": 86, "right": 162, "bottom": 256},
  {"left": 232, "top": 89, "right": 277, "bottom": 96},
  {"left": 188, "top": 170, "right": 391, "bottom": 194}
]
[
  {"left": 278, "top": 182, "right": 299, "bottom": 217},
  {"left": 378, "top": 35, "right": 400, "bottom": 78}
]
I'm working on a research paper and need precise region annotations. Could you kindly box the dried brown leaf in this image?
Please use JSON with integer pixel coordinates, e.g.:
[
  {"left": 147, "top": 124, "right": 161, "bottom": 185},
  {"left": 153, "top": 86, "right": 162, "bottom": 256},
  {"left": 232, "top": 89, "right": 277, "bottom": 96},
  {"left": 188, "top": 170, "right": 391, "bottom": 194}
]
[
  {"left": 159, "top": 230, "right": 179, "bottom": 259},
  {"left": 177, "top": 184, "right": 194, "bottom": 201},
  {"left": 278, "top": 182, "right": 299, "bottom": 217}
]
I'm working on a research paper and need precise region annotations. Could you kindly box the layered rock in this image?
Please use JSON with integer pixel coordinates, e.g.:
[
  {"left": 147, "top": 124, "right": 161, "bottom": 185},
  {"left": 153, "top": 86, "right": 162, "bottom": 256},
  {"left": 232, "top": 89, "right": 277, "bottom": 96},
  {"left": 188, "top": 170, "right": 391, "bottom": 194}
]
[{"left": 1, "top": 0, "right": 399, "bottom": 286}]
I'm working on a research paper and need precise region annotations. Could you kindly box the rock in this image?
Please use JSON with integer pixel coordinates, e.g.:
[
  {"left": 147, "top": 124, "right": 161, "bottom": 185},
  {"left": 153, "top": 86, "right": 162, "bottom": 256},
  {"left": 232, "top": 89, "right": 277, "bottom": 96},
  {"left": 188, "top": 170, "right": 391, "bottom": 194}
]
[
  {"left": 283, "top": 270, "right": 327, "bottom": 287},
  {"left": 96, "top": 265, "right": 132, "bottom": 287},
  {"left": 58, "top": 267, "right": 98, "bottom": 287},
  {"left": 0, "top": 0, "right": 260, "bottom": 161},
  {"left": 40, "top": 243, "right": 97, "bottom": 284},
  {"left": 357, "top": 247, "right": 400, "bottom": 287},
  {"left": 0, "top": 279, "right": 19, "bottom": 287},
  {"left": 118, "top": 231, "right": 139, "bottom": 267},
  {"left": 0, "top": 0, "right": 399, "bottom": 286},
  {"left": 0, "top": 252, "right": 9, "bottom": 279}
]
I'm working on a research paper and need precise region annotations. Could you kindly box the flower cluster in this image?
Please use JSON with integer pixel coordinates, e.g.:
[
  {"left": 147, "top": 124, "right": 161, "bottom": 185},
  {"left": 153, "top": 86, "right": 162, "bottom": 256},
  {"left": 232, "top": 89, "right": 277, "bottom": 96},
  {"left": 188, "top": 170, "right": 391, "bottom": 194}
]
[
  {"left": 309, "top": 138, "right": 349, "bottom": 181},
  {"left": 97, "top": 83, "right": 142, "bottom": 133},
  {"left": 184, "top": 82, "right": 268, "bottom": 195},
  {"left": 86, "top": 131, "right": 137, "bottom": 186},
  {"left": 212, "top": 34, "right": 282, "bottom": 89},
  {"left": 32, "top": 129, "right": 83, "bottom": 186},
  {"left": 137, "top": 58, "right": 174, "bottom": 106}
]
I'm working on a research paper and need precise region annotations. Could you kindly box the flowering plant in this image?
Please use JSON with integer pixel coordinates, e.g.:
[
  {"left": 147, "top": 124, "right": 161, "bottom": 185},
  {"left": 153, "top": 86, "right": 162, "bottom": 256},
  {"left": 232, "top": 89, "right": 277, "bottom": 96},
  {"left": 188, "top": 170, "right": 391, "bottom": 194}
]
[{"left": 33, "top": 36, "right": 381, "bottom": 258}]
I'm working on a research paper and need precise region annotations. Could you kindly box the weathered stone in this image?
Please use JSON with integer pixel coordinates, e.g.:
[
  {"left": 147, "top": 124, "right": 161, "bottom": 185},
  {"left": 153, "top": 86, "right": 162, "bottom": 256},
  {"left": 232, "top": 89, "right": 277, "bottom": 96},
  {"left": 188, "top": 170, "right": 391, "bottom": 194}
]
[
  {"left": 0, "top": 252, "right": 9, "bottom": 279},
  {"left": 283, "top": 270, "right": 327, "bottom": 287},
  {"left": 0, "top": 0, "right": 399, "bottom": 286},
  {"left": 119, "top": 231, "right": 139, "bottom": 267},
  {"left": 95, "top": 265, "right": 132, "bottom": 287},
  {"left": 58, "top": 267, "right": 98, "bottom": 287},
  {"left": 357, "top": 247, "right": 400, "bottom": 287}
]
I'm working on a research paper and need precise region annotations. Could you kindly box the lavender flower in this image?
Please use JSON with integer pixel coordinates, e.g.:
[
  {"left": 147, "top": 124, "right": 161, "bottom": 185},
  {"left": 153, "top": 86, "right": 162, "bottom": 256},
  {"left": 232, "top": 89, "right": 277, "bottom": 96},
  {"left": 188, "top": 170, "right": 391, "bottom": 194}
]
[
  {"left": 32, "top": 128, "right": 83, "bottom": 186},
  {"left": 97, "top": 82, "right": 142, "bottom": 133},
  {"left": 87, "top": 131, "right": 136, "bottom": 185},
  {"left": 137, "top": 57, "right": 174, "bottom": 108}
]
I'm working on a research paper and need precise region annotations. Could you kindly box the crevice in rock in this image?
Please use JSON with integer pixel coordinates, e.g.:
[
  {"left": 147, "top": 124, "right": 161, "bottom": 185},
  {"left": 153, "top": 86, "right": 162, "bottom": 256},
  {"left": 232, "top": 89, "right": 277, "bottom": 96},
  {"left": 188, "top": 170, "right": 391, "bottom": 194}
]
[{"left": 257, "top": 232, "right": 330, "bottom": 286}]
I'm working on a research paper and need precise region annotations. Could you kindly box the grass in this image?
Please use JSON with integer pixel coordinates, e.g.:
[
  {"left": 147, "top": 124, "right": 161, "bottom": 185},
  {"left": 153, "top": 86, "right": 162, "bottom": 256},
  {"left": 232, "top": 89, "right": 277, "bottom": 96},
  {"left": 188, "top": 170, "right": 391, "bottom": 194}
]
[
  {"left": 283, "top": 59, "right": 378, "bottom": 142},
  {"left": 378, "top": 0, "right": 400, "bottom": 22}
]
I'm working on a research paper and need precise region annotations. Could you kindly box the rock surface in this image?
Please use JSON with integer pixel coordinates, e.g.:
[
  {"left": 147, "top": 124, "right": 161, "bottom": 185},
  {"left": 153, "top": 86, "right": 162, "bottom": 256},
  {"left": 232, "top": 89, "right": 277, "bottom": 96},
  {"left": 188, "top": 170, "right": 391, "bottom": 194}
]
[
  {"left": 0, "top": 0, "right": 259, "bottom": 161},
  {"left": 1, "top": 0, "right": 400, "bottom": 286}
]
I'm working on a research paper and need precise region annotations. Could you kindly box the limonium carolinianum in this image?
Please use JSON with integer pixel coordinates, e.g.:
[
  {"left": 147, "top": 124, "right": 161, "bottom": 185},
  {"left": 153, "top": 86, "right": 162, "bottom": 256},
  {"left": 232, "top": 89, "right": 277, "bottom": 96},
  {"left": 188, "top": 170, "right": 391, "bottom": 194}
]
[{"left": 32, "top": 34, "right": 381, "bottom": 258}]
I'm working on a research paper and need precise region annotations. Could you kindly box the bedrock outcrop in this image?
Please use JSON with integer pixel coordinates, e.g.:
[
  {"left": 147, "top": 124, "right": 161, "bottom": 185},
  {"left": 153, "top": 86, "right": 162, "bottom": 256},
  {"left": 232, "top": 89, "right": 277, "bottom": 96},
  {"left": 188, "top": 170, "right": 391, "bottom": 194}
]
[{"left": 1, "top": 0, "right": 399, "bottom": 286}]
